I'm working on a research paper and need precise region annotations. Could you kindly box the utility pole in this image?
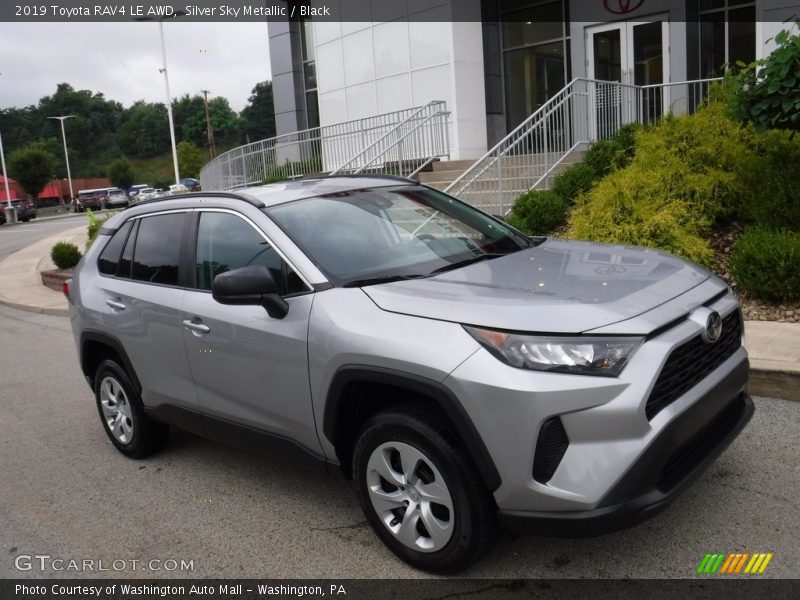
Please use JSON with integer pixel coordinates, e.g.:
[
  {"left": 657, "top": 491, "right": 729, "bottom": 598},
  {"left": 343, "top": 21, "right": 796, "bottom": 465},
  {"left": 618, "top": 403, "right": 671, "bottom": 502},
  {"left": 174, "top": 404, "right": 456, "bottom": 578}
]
[{"left": 201, "top": 89, "right": 216, "bottom": 160}]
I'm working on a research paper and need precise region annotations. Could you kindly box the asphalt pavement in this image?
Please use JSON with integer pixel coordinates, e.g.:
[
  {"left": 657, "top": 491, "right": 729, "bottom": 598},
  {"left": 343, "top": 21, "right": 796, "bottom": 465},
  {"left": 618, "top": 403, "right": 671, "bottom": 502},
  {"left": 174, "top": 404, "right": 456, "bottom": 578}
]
[
  {"left": 0, "top": 215, "right": 89, "bottom": 262},
  {"left": 0, "top": 304, "right": 797, "bottom": 579}
]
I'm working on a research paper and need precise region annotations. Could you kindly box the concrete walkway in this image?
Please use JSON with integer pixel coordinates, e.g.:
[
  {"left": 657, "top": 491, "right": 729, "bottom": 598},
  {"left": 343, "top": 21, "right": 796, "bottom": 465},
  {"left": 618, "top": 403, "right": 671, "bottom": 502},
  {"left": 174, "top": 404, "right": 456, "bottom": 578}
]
[{"left": 0, "top": 226, "right": 798, "bottom": 400}]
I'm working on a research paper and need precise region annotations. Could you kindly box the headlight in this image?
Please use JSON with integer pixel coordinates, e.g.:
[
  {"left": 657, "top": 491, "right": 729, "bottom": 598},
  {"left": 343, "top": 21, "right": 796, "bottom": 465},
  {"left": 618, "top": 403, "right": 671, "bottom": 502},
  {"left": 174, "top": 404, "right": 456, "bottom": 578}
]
[{"left": 463, "top": 326, "right": 643, "bottom": 376}]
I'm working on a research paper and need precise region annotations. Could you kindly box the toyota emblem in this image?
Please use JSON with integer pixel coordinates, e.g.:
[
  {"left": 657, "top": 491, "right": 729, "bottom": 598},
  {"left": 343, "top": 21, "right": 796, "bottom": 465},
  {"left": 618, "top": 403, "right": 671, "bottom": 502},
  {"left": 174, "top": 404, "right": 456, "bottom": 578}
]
[
  {"left": 702, "top": 311, "right": 723, "bottom": 344},
  {"left": 604, "top": 0, "right": 645, "bottom": 15}
]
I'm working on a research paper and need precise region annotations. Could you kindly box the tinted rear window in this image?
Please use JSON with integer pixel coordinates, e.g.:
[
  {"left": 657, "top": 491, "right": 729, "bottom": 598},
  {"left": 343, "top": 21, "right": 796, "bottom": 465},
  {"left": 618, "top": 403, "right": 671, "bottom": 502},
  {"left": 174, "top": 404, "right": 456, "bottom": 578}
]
[
  {"left": 97, "top": 220, "right": 133, "bottom": 276},
  {"left": 131, "top": 213, "right": 184, "bottom": 285}
]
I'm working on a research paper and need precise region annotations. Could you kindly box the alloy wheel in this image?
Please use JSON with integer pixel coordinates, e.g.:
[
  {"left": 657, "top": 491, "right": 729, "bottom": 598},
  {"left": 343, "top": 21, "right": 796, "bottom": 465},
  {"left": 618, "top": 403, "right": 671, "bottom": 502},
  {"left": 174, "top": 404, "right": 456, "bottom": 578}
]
[{"left": 366, "top": 441, "right": 454, "bottom": 553}]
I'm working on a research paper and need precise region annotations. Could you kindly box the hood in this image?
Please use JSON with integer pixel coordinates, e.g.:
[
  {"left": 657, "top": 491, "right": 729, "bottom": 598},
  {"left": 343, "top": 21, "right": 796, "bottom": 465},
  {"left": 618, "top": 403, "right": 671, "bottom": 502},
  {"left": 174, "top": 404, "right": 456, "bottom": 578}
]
[{"left": 362, "top": 238, "right": 712, "bottom": 334}]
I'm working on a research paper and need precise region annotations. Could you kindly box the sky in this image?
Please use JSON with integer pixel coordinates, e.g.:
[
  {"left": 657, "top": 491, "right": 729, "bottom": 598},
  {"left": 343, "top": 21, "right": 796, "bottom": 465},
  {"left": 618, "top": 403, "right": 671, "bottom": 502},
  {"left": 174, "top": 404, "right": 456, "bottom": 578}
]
[{"left": 0, "top": 22, "right": 272, "bottom": 112}]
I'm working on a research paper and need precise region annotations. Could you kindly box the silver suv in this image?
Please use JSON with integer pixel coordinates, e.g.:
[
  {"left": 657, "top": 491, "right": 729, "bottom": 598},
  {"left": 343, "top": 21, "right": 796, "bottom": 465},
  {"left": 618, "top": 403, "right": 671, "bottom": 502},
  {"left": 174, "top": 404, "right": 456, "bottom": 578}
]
[{"left": 67, "top": 176, "right": 753, "bottom": 573}]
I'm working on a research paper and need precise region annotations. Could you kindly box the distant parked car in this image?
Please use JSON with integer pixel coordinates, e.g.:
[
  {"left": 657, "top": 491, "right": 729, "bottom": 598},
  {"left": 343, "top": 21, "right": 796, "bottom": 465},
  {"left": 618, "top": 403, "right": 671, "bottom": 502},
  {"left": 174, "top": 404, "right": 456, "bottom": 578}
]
[
  {"left": 105, "top": 190, "right": 129, "bottom": 209},
  {"left": 128, "top": 184, "right": 149, "bottom": 200},
  {"left": 167, "top": 183, "right": 189, "bottom": 196},
  {"left": 180, "top": 177, "right": 201, "bottom": 192},
  {"left": 135, "top": 188, "right": 159, "bottom": 202},
  {"left": 0, "top": 198, "right": 37, "bottom": 223}
]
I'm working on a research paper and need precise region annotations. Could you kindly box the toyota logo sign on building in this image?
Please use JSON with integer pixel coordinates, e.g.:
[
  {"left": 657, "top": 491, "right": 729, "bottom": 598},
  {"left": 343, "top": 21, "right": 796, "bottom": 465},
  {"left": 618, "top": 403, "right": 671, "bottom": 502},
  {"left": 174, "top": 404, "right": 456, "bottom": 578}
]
[{"left": 604, "top": 0, "right": 645, "bottom": 14}]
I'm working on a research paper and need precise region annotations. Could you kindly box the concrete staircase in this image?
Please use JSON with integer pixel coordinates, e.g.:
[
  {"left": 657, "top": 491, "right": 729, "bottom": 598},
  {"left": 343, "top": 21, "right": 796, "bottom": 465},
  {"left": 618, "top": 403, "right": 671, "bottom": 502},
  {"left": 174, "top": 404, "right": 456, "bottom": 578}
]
[{"left": 417, "top": 149, "right": 587, "bottom": 214}]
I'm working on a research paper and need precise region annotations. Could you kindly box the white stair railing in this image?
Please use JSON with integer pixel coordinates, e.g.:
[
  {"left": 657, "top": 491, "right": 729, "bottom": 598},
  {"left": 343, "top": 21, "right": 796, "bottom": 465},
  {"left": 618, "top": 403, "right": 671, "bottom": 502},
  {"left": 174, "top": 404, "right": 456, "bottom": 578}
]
[
  {"left": 444, "top": 77, "right": 722, "bottom": 216},
  {"left": 200, "top": 102, "right": 449, "bottom": 191},
  {"left": 330, "top": 101, "right": 450, "bottom": 178}
]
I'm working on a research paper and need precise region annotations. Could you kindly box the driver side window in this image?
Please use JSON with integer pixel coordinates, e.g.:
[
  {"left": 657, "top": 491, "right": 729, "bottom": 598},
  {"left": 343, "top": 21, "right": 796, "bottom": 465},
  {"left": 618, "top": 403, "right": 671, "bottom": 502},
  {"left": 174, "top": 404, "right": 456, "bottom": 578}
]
[{"left": 195, "top": 211, "right": 306, "bottom": 295}]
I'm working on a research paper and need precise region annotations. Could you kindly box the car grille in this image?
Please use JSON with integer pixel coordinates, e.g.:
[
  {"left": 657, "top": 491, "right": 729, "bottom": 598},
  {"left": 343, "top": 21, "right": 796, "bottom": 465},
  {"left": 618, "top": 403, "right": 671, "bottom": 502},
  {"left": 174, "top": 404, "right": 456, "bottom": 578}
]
[{"left": 645, "top": 310, "right": 743, "bottom": 420}]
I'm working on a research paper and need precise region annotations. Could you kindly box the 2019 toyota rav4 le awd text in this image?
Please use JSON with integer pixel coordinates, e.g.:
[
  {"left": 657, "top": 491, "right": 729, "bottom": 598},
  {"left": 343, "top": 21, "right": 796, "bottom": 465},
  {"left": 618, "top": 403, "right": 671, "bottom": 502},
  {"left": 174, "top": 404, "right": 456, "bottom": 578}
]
[{"left": 66, "top": 176, "right": 753, "bottom": 573}]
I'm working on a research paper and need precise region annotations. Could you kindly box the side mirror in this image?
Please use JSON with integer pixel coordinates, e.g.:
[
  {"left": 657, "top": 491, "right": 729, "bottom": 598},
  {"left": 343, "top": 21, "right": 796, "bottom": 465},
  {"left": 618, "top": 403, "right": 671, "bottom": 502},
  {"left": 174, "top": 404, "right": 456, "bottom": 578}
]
[{"left": 211, "top": 265, "right": 289, "bottom": 319}]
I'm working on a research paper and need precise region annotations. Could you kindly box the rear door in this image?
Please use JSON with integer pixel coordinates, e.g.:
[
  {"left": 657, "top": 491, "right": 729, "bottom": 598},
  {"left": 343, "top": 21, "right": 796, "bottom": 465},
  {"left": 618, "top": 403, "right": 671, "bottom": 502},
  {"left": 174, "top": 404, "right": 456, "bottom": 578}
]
[
  {"left": 93, "top": 211, "right": 198, "bottom": 414},
  {"left": 180, "top": 208, "right": 322, "bottom": 457}
]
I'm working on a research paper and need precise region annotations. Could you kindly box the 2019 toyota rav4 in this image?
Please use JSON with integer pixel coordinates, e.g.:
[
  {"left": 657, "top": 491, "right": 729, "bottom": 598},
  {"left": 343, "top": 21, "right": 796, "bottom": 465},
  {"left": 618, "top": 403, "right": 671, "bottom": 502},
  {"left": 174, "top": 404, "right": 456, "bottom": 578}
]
[{"left": 66, "top": 176, "right": 753, "bottom": 573}]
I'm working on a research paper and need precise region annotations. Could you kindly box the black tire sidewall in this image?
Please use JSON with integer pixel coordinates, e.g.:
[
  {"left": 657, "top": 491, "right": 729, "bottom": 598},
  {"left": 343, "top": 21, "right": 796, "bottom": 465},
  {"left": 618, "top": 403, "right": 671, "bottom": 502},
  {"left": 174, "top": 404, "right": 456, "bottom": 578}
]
[
  {"left": 93, "top": 359, "right": 161, "bottom": 458},
  {"left": 353, "top": 410, "right": 492, "bottom": 574}
]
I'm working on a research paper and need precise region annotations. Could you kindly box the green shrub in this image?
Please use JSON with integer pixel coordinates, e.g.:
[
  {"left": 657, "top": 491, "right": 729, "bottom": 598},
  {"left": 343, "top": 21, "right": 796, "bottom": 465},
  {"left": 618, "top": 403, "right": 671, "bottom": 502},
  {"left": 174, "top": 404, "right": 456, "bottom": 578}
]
[
  {"left": 566, "top": 103, "right": 766, "bottom": 265},
  {"left": 51, "top": 241, "right": 82, "bottom": 270},
  {"left": 551, "top": 162, "right": 597, "bottom": 204},
  {"left": 583, "top": 123, "right": 640, "bottom": 175},
  {"left": 507, "top": 190, "right": 568, "bottom": 235},
  {"left": 737, "top": 128, "right": 800, "bottom": 230},
  {"left": 85, "top": 209, "right": 113, "bottom": 249},
  {"left": 730, "top": 228, "right": 800, "bottom": 301}
]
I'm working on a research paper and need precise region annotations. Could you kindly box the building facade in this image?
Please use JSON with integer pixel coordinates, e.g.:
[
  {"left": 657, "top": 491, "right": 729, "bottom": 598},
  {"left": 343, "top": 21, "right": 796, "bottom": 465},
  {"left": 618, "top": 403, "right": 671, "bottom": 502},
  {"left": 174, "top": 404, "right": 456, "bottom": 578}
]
[{"left": 268, "top": 0, "right": 799, "bottom": 161}]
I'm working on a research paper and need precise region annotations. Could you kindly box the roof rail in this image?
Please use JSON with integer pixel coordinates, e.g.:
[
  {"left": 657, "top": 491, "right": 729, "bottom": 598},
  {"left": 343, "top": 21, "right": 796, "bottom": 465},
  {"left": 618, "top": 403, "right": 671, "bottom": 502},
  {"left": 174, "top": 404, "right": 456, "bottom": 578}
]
[
  {"left": 303, "top": 173, "right": 419, "bottom": 185},
  {"left": 127, "top": 191, "right": 265, "bottom": 210}
]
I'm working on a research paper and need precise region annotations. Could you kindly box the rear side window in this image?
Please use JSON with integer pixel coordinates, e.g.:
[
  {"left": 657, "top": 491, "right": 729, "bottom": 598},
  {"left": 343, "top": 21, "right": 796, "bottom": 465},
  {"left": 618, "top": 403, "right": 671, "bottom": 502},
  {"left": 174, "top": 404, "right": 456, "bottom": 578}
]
[
  {"left": 131, "top": 213, "right": 184, "bottom": 286},
  {"left": 97, "top": 220, "right": 133, "bottom": 276}
]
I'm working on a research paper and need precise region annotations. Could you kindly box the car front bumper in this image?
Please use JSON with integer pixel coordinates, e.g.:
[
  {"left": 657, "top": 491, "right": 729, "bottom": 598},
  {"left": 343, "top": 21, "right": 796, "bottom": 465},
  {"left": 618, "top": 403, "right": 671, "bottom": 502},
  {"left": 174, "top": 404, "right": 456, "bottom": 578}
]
[{"left": 497, "top": 366, "right": 753, "bottom": 537}]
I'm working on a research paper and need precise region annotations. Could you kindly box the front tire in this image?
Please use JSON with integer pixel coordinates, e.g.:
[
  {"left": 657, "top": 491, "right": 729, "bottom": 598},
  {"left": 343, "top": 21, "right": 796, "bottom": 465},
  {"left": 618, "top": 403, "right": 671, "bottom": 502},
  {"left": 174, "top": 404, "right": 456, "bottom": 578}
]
[
  {"left": 94, "top": 359, "right": 168, "bottom": 458},
  {"left": 352, "top": 408, "right": 498, "bottom": 574}
]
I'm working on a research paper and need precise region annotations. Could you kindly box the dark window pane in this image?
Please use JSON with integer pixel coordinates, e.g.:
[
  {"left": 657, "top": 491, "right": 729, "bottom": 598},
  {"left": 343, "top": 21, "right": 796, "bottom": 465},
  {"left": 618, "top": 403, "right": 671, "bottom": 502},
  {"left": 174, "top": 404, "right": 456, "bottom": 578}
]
[
  {"left": 304, "top": 61, "right": 317, "bottom": 92},
  {"left": 131, "top": 213, "right": 184, "bottom": 286},
  {"left": 633, "top": 21, "right": 664, "bottom": 85},
  {"left": 118, "top": 219, "right": 138, "bottom": 279},
  {"left": 700, "top": 12, "right": 726, "bottom": 77},
  {"left": 195, "top": 211, "right": 306, "bottom": 295},
  {"left": 700, "top": 0, "right": 724, "bottom": 10},
  {"left": 98, "top": 220, "right": 133, "bottom": 276},
  {"left": 306, "top": 90, "right": 320, "bottom": 129},
  {"left": 502, "top": 2, "right": 564, "bottom": 48},
  {"left": 729, "top": 8, "right": 756, "bottom": 66},
  {"left": 593, "top": 29, "right": 622, "bottom": 82},
  {"left": 504, "top": 41, "right": 565, "bottom": 129}
]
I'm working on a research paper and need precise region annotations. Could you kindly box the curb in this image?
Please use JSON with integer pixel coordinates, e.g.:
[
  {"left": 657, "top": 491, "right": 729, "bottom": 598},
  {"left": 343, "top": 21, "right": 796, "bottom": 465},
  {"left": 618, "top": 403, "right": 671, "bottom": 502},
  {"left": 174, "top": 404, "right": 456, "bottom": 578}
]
[
  {"left": 0, "top": 297, "right": 68, "bottom": 317},
  {"left": 748, "top": 369, "right": 800, "bottom": 402}
]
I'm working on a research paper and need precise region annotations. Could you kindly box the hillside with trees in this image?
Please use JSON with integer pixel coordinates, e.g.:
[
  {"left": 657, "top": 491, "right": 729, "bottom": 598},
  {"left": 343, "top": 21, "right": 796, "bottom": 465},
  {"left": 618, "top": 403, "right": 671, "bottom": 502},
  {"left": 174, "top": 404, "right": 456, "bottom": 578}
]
[{"left": 0, "top": 81, "right": 276, "bottom": 188}]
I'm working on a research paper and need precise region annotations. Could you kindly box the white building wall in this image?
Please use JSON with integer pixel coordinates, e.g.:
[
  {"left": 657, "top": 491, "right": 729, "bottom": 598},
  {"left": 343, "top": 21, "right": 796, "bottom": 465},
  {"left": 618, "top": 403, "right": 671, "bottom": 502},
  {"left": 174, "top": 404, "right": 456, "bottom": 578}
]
[{"left": 312, "top": 1, "right": 488, "bottom": 163}]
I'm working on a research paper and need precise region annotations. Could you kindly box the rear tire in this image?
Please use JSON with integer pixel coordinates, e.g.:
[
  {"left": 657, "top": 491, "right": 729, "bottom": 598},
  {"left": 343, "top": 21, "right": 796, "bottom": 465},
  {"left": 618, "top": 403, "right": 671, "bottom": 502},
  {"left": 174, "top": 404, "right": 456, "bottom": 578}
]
[
  {"left": 352, "top": 408, "right": 498, "bottom": 574},
  {"left": 94, "top": 359, "right": 168, "bottom": 458}
]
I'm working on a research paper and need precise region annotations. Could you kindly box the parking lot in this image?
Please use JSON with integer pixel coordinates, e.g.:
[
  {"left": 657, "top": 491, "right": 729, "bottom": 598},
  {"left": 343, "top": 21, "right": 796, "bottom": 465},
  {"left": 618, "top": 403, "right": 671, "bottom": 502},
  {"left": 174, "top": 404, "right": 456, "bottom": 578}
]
[{"left": 0, "top": 303, "right": 798, "bottom": 579}]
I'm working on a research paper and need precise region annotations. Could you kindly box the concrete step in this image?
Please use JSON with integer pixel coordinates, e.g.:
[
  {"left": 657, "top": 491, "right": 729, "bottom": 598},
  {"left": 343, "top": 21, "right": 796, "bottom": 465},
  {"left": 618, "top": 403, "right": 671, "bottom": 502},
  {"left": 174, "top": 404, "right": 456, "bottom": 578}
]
[{"left": 431, "top": 159, "right": 475, "bottom": 172}]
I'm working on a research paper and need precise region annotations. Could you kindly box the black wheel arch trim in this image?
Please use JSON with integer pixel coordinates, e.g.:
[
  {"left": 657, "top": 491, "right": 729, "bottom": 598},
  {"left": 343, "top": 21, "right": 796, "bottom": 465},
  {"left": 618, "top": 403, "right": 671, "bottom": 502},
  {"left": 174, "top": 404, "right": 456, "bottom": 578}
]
[
  {"left": 323, "top": 365, "right": 502, "bottom": 492},
  {"left": 80, "top": 330, "right": 142, "bottom": 394}
]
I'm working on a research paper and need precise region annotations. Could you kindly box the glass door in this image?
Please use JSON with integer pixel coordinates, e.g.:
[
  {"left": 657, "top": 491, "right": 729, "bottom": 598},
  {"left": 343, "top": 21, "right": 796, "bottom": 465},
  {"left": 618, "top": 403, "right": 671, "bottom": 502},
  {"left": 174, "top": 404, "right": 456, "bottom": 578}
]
[{"left": 586, "top": 18, "right": 669, "bottom": 135}]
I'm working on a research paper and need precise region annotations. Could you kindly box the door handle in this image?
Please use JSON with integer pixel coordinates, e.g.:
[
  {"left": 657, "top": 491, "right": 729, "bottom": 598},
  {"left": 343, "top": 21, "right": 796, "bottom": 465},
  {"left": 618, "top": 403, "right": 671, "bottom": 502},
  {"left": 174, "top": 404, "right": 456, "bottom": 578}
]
[
  {"left": 183, "top": 319, "right": 210, "bottom": 335},
  {"left": 105, "top": 298, "right": 126, "bottom": 310}
]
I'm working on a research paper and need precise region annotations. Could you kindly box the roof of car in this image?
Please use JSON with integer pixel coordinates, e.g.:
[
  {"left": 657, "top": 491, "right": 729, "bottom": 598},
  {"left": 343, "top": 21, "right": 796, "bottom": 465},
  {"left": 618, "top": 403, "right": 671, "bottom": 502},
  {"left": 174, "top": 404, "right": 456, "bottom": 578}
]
[
  {"left": 242, "top": 175, "right": 414, "bottom": 207},
  {"left": 99, "top": 175, "right": 419, "bottom": 233}
]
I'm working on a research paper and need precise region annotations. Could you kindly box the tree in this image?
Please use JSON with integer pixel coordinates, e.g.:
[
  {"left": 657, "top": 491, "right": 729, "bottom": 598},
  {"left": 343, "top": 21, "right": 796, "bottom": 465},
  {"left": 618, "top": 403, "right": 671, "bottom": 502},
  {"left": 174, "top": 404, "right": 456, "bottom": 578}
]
[
  {"left": 117, "top": 101, "right": 170, "bottom": 158},
  {"left": 108, "top": 157, "right": 135, "bottom": 190},
  {"left": 726, "top": 22, "right": 800, "bottom": 133},
  {"left": 177, "top": 141, "right": 204, "bottom": 178},
  {"left": 239, "top": 81, "right": 276, "bottom": 143},
  {"left": 8, "top": 145, "right": 57, "bottom": 199}
]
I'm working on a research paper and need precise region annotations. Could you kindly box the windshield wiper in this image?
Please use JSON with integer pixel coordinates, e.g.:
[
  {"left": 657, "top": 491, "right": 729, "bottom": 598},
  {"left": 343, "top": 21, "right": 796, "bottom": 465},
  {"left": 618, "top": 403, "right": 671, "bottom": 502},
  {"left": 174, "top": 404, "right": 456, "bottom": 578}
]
[
  {"left": 343, "top": 274, "right": 428, "bottom": 288},
  {"left": 428, "top": 253, "right": 508, "bottom": 276}
]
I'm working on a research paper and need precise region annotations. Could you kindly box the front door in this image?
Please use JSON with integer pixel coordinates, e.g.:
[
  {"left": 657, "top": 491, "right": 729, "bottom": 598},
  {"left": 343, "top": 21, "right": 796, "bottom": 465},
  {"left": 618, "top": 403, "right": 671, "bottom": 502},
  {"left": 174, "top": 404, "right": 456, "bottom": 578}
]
[
  {"left": 180, "top": 208, "right": 322, "bottom": 458},
  {"left": 586, "top": 18, "right": 670, "bottom": 135}
]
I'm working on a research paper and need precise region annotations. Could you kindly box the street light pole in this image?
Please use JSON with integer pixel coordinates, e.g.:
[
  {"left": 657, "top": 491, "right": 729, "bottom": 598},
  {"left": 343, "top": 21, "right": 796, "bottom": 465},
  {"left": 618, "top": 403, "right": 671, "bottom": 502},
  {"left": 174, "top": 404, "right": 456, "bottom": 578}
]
[
  {"left": 200, "top": 89, "right": 216, "bottom": 160},
  {"left": 0, "top": 129, "right": 12, "bottom": 209},
  {"left": 158, "top": 19, "right": 181, "bottom": 186},
  {"left": 47, "top": 115, "right": 75, "bottom": 210}
]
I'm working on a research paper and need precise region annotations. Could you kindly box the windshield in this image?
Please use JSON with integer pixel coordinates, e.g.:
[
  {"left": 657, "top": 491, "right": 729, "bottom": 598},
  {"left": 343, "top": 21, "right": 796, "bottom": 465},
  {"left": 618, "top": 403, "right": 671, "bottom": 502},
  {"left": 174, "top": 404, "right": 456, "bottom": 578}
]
[{"left": 267, "top": 186, "right": 530, "bottom": 286}]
